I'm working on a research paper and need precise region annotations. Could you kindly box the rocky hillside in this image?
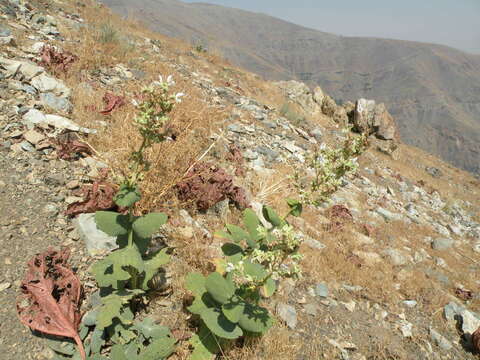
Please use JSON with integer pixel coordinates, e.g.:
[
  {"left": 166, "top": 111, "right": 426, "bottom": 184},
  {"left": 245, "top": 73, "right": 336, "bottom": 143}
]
[
  {"left": 1, "top": 0, "right": 480, "bottom": 359},
  {"left": 100, "top": 0, "right": 480, "bottom": 175}
]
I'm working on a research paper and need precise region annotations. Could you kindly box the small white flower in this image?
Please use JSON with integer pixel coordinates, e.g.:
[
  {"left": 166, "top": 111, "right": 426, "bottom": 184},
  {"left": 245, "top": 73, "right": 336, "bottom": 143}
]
[
  {"left": 131, "top": 99, "right": 139, "bottom": 107},
  {"left": 175, "top": 92, "right": 185, "bottom": 103},
  {"left": 158, "top": 75, "right": 163, "bottom": 83},
  {"left": 226, "top": 262, "right": 235, "bottom": 273},
  {"left": 166, "top": 75, "right": 175, "bottom": 86}
]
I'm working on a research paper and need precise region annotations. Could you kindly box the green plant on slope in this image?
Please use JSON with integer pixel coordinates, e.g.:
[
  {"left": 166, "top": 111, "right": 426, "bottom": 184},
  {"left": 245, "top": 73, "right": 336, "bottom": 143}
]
[
  {"left": 48, "top": 76, "right": 185, "bottom": 359},
  {"left": 293, "top": 128, "right": 368, "bottom": 206},
  {"left": 186, "top": 200, "right": 303, "bottom": 359}
]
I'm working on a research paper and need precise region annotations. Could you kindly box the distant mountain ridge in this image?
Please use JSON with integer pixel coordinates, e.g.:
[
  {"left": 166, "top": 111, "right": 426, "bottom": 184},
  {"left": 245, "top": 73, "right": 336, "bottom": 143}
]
[{"left": 100, "top": 0, "right": 480, "bottom": 174}]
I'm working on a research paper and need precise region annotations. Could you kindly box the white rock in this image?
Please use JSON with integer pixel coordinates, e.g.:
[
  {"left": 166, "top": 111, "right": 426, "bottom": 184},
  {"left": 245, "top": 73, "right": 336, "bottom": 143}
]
[
  {"left": 31, "top": 73, "right": 71, "bottom": 97},
  {"left": 0, "top": 57, "right": 44, "bottom": 79},
  {"left": 22, "top": 109, "right": 96, "bottom": 134},
  {"left": 74, "top": 213, "right": 118, "bottom": 256}
]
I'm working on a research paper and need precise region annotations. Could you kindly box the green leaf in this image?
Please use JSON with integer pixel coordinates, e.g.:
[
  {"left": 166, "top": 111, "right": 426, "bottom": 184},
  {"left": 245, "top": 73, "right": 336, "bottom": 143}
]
[
  {"left": 110, "top": 345, "right": 129, "bottom": 360},
  {"left": 96, "top": 289, "right": 143, "bottom": 329},
  {"left": 222, "top": 297, "right": 245, "bottom": 323},
  {"left": 221, "top": 243, "right": 243, "bottom": 257},
  {"left": 46, "top": 338, "right": 76, "bottom": 356},
  {"left": 94, "top": 211, "right": 129, "bottom": 236},
  {"left": 243, "top": 261, "right": 267, "bottom": 281},
  {"left": 133, "top": 213, "right": 168, "bottom": 239},
  {"left": 214, "top": 230, "right": 235, "bottom": 242},
  {"left": 243, "top": 208, "right": 261, "bottom": 240},
  {"left": 185, "top": 272, "right": 207, "bottom": 297},
  {"left": 262, "top": 278, "right": 276, "bottom": 298},
  {"left": 200, "top": 308, "right": 243, "bottom": 339},
  {"left": 137, "top": 335, "right": 176, "bottom": 360},
  {"left": 188, "top": 324, "right": 219, "bottom": 360},
  {"left": 225, "top": 224, "right": 250, "bottom": 243},
  {"left": 238, "top": 304, "right": 273, "bottom": 334},
  {"left": 188, "top": 294, "right": 214, "bottom": 315},
  {"left": 83, "top": 309, "right": 99, "bottom": 327},
  {"left": 114, "top": 185, "right": 141, "bottom": 208},
  {"left": 89, "top": 327, "right": 105, "bottom": 355},
  {"left": 262, "top": 206, "right": 285, "bottom": 228},
  {"left": 205, "top": 272, "right": 235, "bottom": 304},
  {"left": 142, "top": 248, "right": 170, "bottom": 290},
  {"left": 286, "top": 199, "right": 303, "bottom": 217},
  {"left": 91, "top": 247, "right": 144, "bottom": 289},
  {"left": 133, "top": 318, "right": 171, "bottom": 339}
]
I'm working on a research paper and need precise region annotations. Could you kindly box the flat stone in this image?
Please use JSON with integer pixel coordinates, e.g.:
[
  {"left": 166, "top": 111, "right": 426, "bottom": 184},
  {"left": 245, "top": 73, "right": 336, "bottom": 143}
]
[
  {"left": 276, "top": 303, "right": 297, "bottom": 329},
  {"left": 74, "top": 213, "right": 118, "bottom": 256},
  {"left": 430, "top": 328, "right": 452, "bottom": 350},
  {"left": 23, "top": 129, "right": 45, "bottom": 145},
  {"left": 22, "top": 109, "right": 96, "bottom": 134},
  {"left": 40, "top": 92, "right": 73, "bottom": 113},
  {"left": 315, "top": 283, "right": 329, "bottom": 297},
  {"left": 376, "top": 207, "right": 402, "bottom": 222},
  {"left": 0, "top": 282, "right": 11, "bottom": 292},
  {"left": 382, "top": 248, "right": 409, "bottom": 266},
  {"left": 431, "top": 238, "right": 454, "bottom": 251},
  {"left": 31, "top": 73, "right": 71, "bottom": 97},
  {"left": 0, "top": 57, "right": 44, "bottom": 79},
  {"left": 354, "top": 250, "right": 382, "bottom": 266},
  {"left": 304, "top": 237, "right": 326, "bottom": 251},
  {"left": 304, "top": 303, "right": 318, "bottom": 316},
  {"left": 20, "top": 141, "right": 35, "bottom": 152}
]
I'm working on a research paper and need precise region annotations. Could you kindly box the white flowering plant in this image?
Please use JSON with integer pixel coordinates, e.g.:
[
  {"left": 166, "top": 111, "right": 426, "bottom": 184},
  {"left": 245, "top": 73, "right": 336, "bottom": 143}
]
[
  {"left": 293, "top": 128, "right": 368, "bottom": 206},
  {"left": 185, "top": 200, "right": 303, "bottom": 359}
]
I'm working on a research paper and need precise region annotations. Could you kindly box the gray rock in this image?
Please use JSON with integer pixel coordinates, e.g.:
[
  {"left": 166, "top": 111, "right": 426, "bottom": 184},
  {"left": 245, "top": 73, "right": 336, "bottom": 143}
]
[
  {"left": 255, "top": 146, "right": 279, "bottom": 162},
  {"left": 426, "top": 167, "right": 442, "bottom": 178},
  {"left": 310, "top": 128, "right": 323, "bottom": 141},
  {"left": 0, "top": 57, "right": 44, "bottom": 80},
  {"left": 304, "top": 303, "right": 318, "bottom": 316},
  {"left": 376, "top": 207, "right": 402, "bottom": 222},
  {"left": 20, "top": 141, "right": 35, "bottom": 152},
  {"left": 315, "top": 283, "right": 329, "bottom": 298},
  {"left": 459, "top": 308, "right": 480, "bottom": 335},
  {"left": 40, "top": 92, "right": 73, "bottom": 113},
  {"left": 0, "top": 25, "right": 11, "bottom": 37},
  {"left": 23, "top": 109, "right": 96, "bottom": 134},
  {"left": 431, "top": 238, "right": 454, "bottom": 251},
  {"left": 75, "top": 213, "right": 118, "bottom": 256},
  {"left": 429, "top": 328, "right": 452, "bottom": 350},
  {"left": 444, "top": 302, "right": 463, "bottom": 322},
  {"left": 304, "top": 237, "right": 326, "bottom": 250},
  {"left": 243, "top": 149, "right": 258, "bottom": 160},
  {"left": 31, "top": 73, "right": 71, "bottom": 97},
  {"left": 383, "top": 248, "right": 409, "bottom": 266},
  {"left": 276, "top": 303, "right": 297, "bottom": 329}
]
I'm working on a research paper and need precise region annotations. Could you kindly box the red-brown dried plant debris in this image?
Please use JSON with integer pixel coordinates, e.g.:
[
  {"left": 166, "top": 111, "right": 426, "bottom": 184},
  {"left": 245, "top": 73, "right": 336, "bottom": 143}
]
[
  {"left": 176, "top": 161, "right": 250, "bottom": 211},
  {"left": 56, "top": 140, "right": 92, "bottom": 161},
  {"left": 66, "top": 175, "right": 117, "bottom": 216},
  {"left": 226, "top": 143, "right": 245, "bottom": 177},
  {"left": 325, "top": 204, "right": 353, "bottom": 232},
  {"left": 100, "top": 92, "right": 126, "bottom": 115},
  {"left": 39, "top": 45, "right": 77, "bottom": 73},
  {"left": 17, "top": 248, "right": 85, "bottom": 360},
  {"left": 455, "top": 288, "right": 473, "bottom": 301}
]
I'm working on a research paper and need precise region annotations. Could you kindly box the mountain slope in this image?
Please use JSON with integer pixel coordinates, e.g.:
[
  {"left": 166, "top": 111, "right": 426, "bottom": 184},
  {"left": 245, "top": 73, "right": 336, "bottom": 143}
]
[{"left": 101, "top": 0, "right": 480, "bottom": 174}]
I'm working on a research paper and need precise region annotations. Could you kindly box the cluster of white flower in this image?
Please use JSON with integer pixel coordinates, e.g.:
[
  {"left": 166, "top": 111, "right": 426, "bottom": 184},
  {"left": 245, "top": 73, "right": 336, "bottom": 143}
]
[{"left": 294, "top": 129, "right": 367, "bottom": 206}]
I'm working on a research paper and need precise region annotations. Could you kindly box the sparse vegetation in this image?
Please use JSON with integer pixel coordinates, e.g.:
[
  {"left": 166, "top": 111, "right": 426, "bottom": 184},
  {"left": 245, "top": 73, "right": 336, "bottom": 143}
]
[{"left": 279, "top": 102, "right": 305, "bottom": 125}]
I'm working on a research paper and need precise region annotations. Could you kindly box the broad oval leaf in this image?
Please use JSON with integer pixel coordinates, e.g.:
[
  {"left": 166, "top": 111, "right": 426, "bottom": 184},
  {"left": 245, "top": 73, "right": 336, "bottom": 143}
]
[
  {"left": 225, "top": 224, "right": 250, "bottom": 243},
  {"left": 243, "top": 260, "right": 267, "bottom": 281},
  {"left": 238, "top": 304, "right": 273, "bottom": 334},
  {"left": 243, "top": 209, "right": 261, "bottom": 239},
  {"left": 133, "top": 212, "right": 168, "bottom": 239},
  {"left": 185, "top": 272, "right": 207, "bottom": 297},
  {"left": 262, "top": 206, "right": 285, "bottom": 228},
  {"left": 114, "top": 186, "right": 141, "bottom": 208},
  {"left": 221, "top": 243, "right": 243, "bottom": 257},
  {"left": 222, "top": 298, "right": 245, "bottom": 323},
  {"left": 262, "top": 278, "right": 277, "bottom": 298},
  {"left": 205, "top": 272, "right": 235, "bottom": 304},
  {"left": 95, "top": 211, "right": 129, "bottom": 236},
  {"left": 200, "top": 308, "right": 243, "bottom": 339},
  {"left": 138, "top": 335, "right": 176, "bottom": 360}
]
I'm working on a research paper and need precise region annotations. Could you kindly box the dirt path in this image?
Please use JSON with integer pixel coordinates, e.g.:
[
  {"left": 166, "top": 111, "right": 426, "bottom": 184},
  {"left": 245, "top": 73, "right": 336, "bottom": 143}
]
[{"left": 0, "top": 147, "right": 88, "bottom": 360}]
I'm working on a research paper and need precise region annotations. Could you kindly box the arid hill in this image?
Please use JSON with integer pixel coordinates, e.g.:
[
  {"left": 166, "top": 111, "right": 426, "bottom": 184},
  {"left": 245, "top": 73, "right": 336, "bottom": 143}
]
[{"left": 100, "top": 0, "right": 480, "bottom": 175}]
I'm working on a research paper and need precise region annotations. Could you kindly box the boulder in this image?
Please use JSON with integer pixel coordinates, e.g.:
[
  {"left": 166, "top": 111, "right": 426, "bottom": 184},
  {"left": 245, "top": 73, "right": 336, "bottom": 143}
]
[
  {"left": 333, "top": 106, "right": 348, "bottom": 126},
  {"left": 31, "top": 73, "right": 71, "bottom": 97},
  {"left": 353, "top": 99, "right": 397, "bottom": 140},
  {"left": 276, "top": 80, "right": 320, "bottom": 114},
  {"left": 321, "top": 95, "right": 337, "bottom": 117}
]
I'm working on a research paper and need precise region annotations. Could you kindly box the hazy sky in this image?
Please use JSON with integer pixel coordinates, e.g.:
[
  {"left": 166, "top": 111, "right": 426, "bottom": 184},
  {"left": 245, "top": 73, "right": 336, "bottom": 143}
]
[{"left": 183, "top": 0, "right": 480, "bottom": 54}]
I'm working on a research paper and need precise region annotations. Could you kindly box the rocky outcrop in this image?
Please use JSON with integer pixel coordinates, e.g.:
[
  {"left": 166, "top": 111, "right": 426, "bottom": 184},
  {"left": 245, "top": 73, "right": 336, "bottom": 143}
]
[
  {"left": 276, "top": 80, "right": 321, "bottom": 115},
  {"left": 353, "top": 99, "right": 397, "bottom": 141}
]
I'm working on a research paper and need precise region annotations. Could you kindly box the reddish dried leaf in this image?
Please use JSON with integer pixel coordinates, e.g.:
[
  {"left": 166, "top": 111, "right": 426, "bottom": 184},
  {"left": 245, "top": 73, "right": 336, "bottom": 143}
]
[
  {"left": 363, "top": 223, "right": 376, "bottom": 237},
  {"left": 175, "top": 161, "right": 250, "bottom": 211},
  {"left": 455, "top": 288, "right": 473, "bottom": 301},
  {"left": 66, "top": 180, "right": 117, "bottom": 216},
  {"left": 99, "top": 92, "right": 126, "bottom": 115},
  {"left": 56, "top": 140, "right": 92, "bottom": 161},
  {"left": 17, "top": 248, "right": 85, "bottom": 360},
  {"left": 39, "top": 45, "right": 77, "bottom": 73},
  {"left": 226, "top": 144, "right": 245, "bottom": 177}
]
